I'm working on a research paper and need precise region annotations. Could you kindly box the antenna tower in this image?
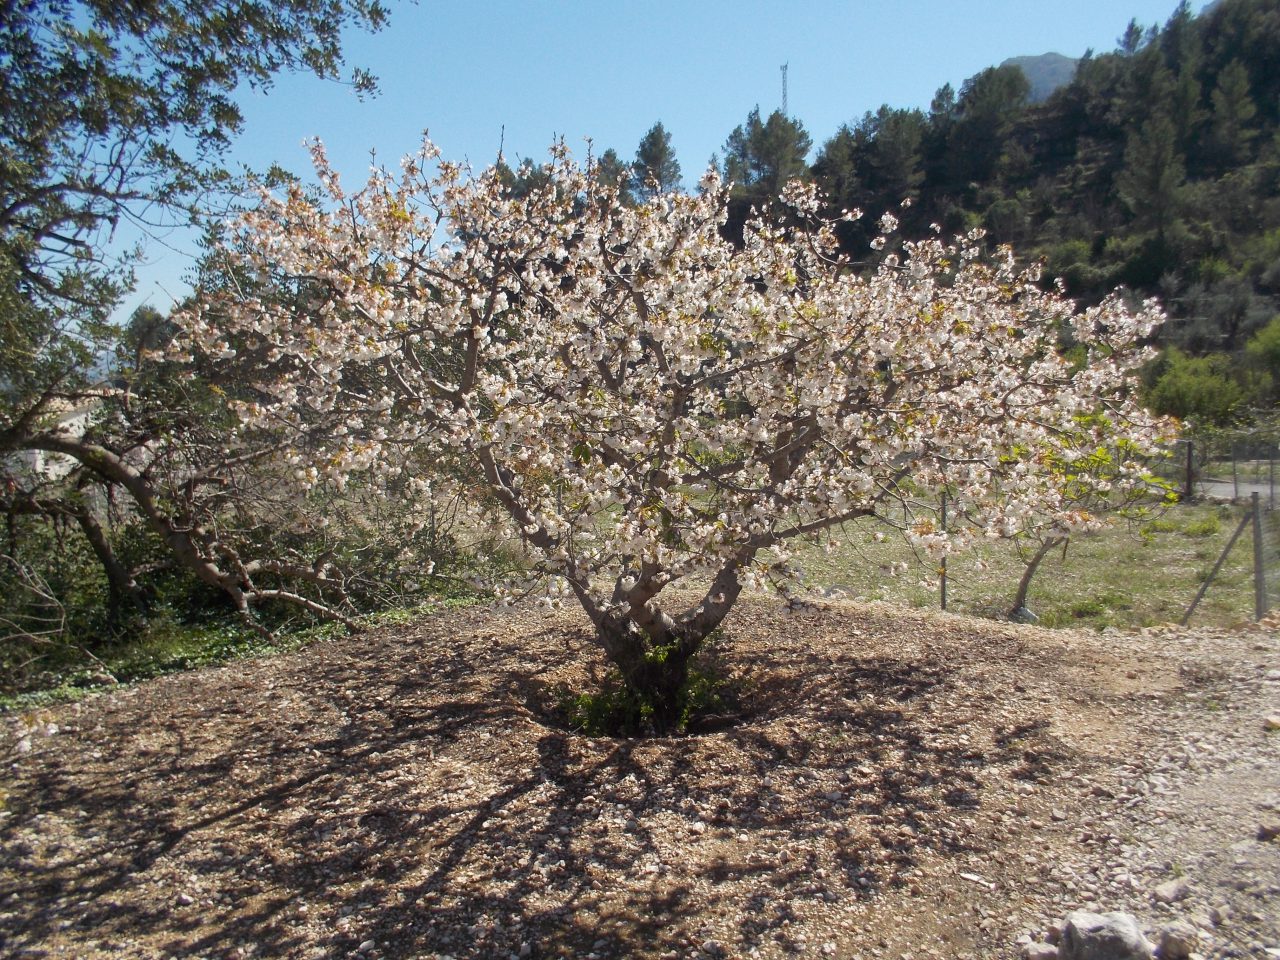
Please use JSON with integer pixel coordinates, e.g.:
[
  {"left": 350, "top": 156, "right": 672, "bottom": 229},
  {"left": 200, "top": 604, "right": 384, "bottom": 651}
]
[{"left": 780, "top": 62, "right": 788, "bottom": 115}]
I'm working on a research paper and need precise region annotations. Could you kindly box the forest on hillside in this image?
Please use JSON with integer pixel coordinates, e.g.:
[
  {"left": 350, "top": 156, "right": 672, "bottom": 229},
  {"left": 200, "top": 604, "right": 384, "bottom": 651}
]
[{"left": 574, "top": 0, "right": 1280, "bottom": 427}]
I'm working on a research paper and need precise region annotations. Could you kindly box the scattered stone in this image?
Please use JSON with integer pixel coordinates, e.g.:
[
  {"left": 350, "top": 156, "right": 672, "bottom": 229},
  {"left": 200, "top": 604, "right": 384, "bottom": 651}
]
[
  {"left": 699, "top": 939, "right": 725, "bottom": 957},
  {"left": 1208, "top": 905, "right": 1232, "bottom": 926},
  {"left": 1051, "top": 808, "right": 1069, "bottom": 822},
  {"left": 1060, "top": 911, "right": 1153, "bottom": 960},
  {"left": 1023, "top": 943, "right": 1060, "bottom": 959},
  {"left": 1263, "top": 716, "right": 1280, "bottom": 732},
  {"left": 175, "top": 893, "right": 194, "bottom": 906},
  {"left": 1156, "top": 921, "right": 1198, "bottom": 960},
  {"left": 1153, "top": 878, "right": 1190, "bottom": 904},
  {"left": 357, "top": 941, "right": 376, "bottom": 954},
  {"left": 1258, "top": 822, "right": 1280, "bottom": 842}
]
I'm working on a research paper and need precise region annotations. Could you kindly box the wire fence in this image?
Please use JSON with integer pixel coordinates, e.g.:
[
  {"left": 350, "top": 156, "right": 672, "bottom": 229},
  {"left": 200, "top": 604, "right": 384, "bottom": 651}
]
[
  {"left": 1158, "top": 429, "right": 1279, "bottom": 623},
  {"left": 887, "top": 431, "right": 1280, "bottom": 626},
  {"left": 1165, "top": 429, "right": 1280, "bottom": 507},
  {"left": 1264, "top": 504, "right": 1280, "bottom": 618}
]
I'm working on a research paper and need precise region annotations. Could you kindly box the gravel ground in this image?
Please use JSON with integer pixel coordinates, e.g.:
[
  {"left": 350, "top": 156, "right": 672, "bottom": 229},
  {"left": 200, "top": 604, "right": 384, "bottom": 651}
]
[{"left": 0, "top": 597, "right": 1277, "bottom": 960}]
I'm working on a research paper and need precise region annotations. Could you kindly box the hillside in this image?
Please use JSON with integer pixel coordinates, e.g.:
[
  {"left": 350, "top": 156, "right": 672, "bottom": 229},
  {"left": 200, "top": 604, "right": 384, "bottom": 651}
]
[
  {"left": 808, "top": 0, "right": 1280, "bottom": 426},
  {"left": 1000, "top": 53, "right": 1079, "bottom": 102}
]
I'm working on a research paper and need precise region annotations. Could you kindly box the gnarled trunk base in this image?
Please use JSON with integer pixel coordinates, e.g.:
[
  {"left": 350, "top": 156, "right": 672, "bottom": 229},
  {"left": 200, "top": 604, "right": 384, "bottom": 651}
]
[{"left": 597, "top": 621, "right": 701, "bottom": 735}]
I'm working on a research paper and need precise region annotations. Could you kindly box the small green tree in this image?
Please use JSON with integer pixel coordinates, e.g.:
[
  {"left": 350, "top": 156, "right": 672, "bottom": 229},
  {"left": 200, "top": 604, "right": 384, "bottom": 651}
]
[
  {"left": 631, "top": 122, "right": 682, "bottom": 199},
  {"left": 1147, "top": 349, "right": 1247, "bottom": 426},
  {"left": 721, "top": 107, "right": 812, "bottom": 206},
  {"left": 594, "top": 148, "right": 635, "bottom": 206}
]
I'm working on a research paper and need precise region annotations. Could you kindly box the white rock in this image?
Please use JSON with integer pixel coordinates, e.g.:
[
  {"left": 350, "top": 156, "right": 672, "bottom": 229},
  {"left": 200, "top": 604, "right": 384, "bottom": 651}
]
[
  {"left": 1153, "top": 878, "right": 1190, "bottom": 904},
  {"left": 1022, "top": 944, "right": 1060, "bottom": 959},
  {"left": 1060, "top": 910, "right": 1153, "bottom": 960}
]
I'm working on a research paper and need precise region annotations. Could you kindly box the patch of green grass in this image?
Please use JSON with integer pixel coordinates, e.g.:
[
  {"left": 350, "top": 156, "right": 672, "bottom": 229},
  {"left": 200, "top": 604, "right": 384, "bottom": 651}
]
[
  {"left": 792, "top": 501, "right": 1258, "bottom": 632},
  {"left": 0, "top": 593, "right": 486, "bottom": 713},
  {"left": 1182, "top": 515, "right": 1222, "bottom": 537}
]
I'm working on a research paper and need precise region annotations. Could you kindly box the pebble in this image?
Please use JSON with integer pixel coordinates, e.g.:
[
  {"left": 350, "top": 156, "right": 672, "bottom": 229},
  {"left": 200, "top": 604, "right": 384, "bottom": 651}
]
[
  {"left": 1153, "top": 878, "right": 1190, "bottom": 904},
  {"left": 1157, "top": 921, "right": 1198, "bottom": 960},
  {"left": 1022, "top": 944, "right": 1059, "bottom": 959}
]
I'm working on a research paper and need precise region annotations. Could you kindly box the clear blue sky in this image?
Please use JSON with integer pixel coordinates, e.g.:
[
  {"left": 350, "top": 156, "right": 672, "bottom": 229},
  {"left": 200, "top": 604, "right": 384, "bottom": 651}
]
[{"left": 125, "top": 0, "right": 1197, "bottom": 316}]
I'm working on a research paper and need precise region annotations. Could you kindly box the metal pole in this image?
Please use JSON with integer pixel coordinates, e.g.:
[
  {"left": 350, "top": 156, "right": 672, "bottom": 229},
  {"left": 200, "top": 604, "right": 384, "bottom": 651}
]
[
  {"left": 1182, "top": 510, "right": 1253, "bottom": 626},
  {"left": 1253, "top": 492, "right": 1267, "bottom": 621},
  {"left": 1233, "top": 443, "right": 1239, "bottom": 501},
  {"left": 1270, "top": 447, "right": 1275, "bottom": 512},
  {"left": 1185, "top": 439, "right": 1195, "bottom": 501}
]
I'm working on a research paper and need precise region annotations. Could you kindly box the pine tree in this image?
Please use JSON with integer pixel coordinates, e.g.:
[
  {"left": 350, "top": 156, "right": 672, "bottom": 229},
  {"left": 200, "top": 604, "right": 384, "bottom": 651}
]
[{"left": 631, "top": 122, "right": 682, "bottom": 199}]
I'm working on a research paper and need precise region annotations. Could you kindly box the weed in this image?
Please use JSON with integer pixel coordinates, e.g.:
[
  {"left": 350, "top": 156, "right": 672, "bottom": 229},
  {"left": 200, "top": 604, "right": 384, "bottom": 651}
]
[
  {"left": 556, "top": 661, "right": 739, "bottom": 737},
  {"left": 1182, "top": 515, "right": 1221, "bottom": 537}
]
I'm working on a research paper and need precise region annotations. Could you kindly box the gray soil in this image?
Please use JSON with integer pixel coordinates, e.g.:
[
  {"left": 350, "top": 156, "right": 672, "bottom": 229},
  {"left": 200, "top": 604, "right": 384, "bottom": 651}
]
[{"left": 1, "top": 597, "right": 1277, "bottom": 960}]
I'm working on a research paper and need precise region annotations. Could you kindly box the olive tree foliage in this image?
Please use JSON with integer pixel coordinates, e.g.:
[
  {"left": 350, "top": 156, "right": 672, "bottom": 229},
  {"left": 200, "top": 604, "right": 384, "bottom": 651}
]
[
  {"left": 0, "top": 0, "right": 396, "bottom": 634},
  {"left": 178, "top": 140, "right": 1166, "bottom": 730}
]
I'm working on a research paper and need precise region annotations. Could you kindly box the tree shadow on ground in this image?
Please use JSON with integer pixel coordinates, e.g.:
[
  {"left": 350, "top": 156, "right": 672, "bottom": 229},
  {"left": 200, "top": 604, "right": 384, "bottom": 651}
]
[{"left": 0, "top": 605, "right": 1051, "bottom": 959}]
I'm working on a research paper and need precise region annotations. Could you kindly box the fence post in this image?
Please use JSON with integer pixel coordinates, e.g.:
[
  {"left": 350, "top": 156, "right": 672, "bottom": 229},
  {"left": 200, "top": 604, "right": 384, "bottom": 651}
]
[
  {"left": 1233, "top": 443, "right": 1240, "bottom": 501},
  {"left": 1185, "top": 439, "right": 1195, "bottom": 501},
  {"left": 1253, "top": 492, "right": 1267, "bottom": 621}
]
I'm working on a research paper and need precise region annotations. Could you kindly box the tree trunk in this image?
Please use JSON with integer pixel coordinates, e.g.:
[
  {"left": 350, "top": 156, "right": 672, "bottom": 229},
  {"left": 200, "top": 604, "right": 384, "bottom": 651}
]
[
  {"left": 598, "top": 617, "right": 700, "bottom": 735},
  {"left": 72, "top": 508, "right": 148, "bottom": 619},
  {"left": 1010, "top": 535, "right": 1067, "bottom": 618}
]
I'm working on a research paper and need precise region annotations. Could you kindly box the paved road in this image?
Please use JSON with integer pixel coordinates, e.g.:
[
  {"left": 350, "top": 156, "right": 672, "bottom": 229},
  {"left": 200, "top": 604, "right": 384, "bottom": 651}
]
[{"left": 1196, "top": 479, "right": 1276, "bottom": 503}]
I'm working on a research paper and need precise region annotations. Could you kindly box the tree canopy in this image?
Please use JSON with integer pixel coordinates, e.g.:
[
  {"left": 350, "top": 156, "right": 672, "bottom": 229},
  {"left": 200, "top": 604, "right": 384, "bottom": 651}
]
[
  {"left": 0, "top": 0, "right": 395, "bottom": 651},
  {"left": 178, "top": 140, "right": 1166, "bottom": 730}
]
